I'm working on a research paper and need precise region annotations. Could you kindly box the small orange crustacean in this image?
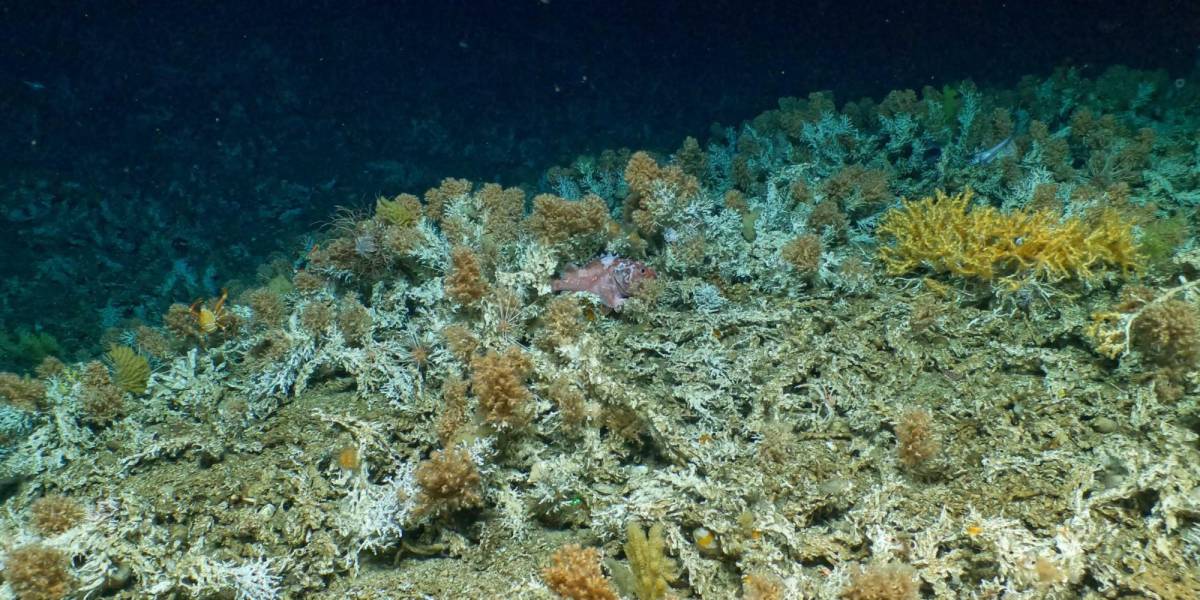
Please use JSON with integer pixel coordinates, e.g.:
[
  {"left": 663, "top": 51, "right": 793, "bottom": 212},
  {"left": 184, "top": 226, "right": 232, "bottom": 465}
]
[{"left": 190, "top": 288, "right": 229, "bottom": 335}]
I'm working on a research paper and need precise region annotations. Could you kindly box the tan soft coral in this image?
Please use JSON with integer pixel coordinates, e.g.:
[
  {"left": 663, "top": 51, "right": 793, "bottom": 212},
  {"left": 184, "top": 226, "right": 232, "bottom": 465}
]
[
  {"left": 624, "top": 151, "right": 700, "bottom": 236},
  {"left": 841, "top": 562, "right": 919, "bottom": 600},
  {"left": 445, "top": 246, "right": 491, "bottom": 307},
  {"left": 471, "top": 347, "right": 534, "bottom": 428},
  {"left": 478, "top": 183, "right": 526, "bottom": 246},
  {"left": 423, "top": 177, "right": 473, "bottom": 223},
  {"left": 526, "top": 193, "right": 612, "bottom": 249},
  {"left": 542, "top": 545, "right": 619, "bottom": 600},
  {"left": 413, "top": 446, "right": 484, "bottom": 517},
  {"left": 3, "top": 544, "right": 75, "bottom": 600},
  {"left": 0, "top": 372, "right": 45, "bottom": 411}
]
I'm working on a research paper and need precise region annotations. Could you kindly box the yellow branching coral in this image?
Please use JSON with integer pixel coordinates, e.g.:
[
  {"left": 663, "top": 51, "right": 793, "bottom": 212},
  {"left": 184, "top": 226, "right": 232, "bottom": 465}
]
[
  {"left": 877, "top": 188, "right": 1139, "bottom": 288},
  {"left": 374, "top": 193, "right": 422, "bottom": 228},
  {"left": 619, "top": 523, "right": 677, "bottom": 600},
  {"left": 106, "top": 344, "right": 150, "bottom": 395}
]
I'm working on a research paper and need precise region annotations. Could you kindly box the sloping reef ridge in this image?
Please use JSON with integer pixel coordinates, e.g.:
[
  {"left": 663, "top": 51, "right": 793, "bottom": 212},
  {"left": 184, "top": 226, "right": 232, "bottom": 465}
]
[{"left": 2, "top": 66, "right": 1200, "bottom": 599}]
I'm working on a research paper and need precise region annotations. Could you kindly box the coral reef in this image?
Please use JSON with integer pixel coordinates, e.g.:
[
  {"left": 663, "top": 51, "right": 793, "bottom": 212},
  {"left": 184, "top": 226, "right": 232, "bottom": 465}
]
[{"left": 1, "top": 65, "right": 1199, "bottom": 600}]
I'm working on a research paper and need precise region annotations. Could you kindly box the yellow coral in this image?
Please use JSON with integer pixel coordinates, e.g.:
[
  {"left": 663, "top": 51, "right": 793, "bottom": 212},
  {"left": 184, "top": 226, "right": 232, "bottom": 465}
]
[
  {"left": 106, "top": 344, "right": 150, "bottom": 395},
  {"left": 621, "top": 523, "right": 677, "bottom": 600},
  {"left": 877, "top": 188, "right": 1139, "bottom": 289},
  {"left": 374, "top": 193, "right": 422, "bottom": 228}
]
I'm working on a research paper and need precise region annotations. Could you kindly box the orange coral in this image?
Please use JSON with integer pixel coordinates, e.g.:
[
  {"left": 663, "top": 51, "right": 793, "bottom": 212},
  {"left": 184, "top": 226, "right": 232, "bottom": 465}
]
[
  {"left": 471, "top": 347, "right": 534, "bottom": 428},
  {"left": 413, "top": 446, "right": 483, "bottom": 517},
  {"left": 542, "top": 544, "right": 619, "bottom": 600},
  {"left": 877, "top": 188, "right": 1139, "bottom": 289},
  {"left": 0, "top": 372, "right": 45, "bottom": 411},
  {"left": 423, "top": 177, "right": 473, "bottom": 223},
  {"left": 445, "top": 246, "right": 491, "bottom": 306},
  {"left": 624, "top": 151, "right": 700, "bottom": 235},
  {"left": 526, "top": 193, "right": 611, "bottom": 247},
  {"left": 3, "top": 544, "right": 75, "bottom": 600}
]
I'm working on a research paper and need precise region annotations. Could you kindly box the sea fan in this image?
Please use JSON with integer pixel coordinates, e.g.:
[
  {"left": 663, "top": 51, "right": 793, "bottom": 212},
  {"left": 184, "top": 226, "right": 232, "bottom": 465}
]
[{"left": 107, "top": 344, "right": 151, "bottom": 395}]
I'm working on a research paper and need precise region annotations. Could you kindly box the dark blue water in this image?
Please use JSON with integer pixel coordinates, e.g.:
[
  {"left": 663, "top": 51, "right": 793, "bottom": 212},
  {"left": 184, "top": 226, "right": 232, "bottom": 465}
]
[{"left": 0, "top": 0, "right": 1196, "bottom": 366}]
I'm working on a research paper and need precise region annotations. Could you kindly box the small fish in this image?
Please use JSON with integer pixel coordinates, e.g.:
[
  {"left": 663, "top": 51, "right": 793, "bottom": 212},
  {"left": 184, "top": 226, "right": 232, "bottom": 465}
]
[
  {"left": 551, "top": 255, "right": 656, "bottom": 310},
  {"left": 970, "top": 135, "right": 1014, "bottom": 165},
  {"left": 22, "top": 80, "right": 45, "bottom": 92}
]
